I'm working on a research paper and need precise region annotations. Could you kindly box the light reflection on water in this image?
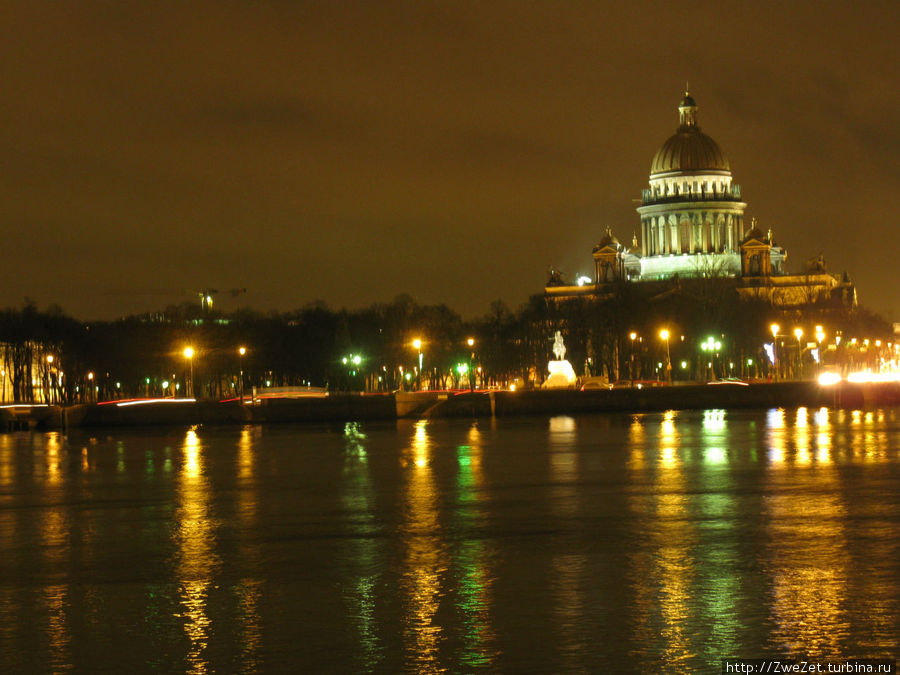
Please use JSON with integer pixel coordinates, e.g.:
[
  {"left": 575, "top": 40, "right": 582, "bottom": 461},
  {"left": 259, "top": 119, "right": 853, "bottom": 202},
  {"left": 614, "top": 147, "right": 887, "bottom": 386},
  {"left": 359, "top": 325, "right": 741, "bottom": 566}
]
[
  {"left": 178, "top": 428, "right": 216, "bottom": 675},
  {"left": 0, "top": 409, "right": 899, "bottom": 672},
  {"left": 401, "top": 420, "right": 446, "bottom": 673}
]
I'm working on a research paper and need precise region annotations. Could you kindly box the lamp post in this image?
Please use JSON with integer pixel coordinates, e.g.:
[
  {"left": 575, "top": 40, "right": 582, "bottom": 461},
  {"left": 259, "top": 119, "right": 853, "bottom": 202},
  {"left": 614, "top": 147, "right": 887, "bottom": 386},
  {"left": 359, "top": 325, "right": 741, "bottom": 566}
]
[
  {"left": 46, "top": 355, "right": 55, "bottom": 404},
  {"left": 466, "top": 338, "right": 475, "bottom": 391},
  {"left": 815, "top": 326, "right": 824, "bottom": 376},
  {"left": 412, "top": 338, "right": 423, "bottom": 390},
  {"left": 660, "top": 329, "right": 671, "bottom": 384},
  {"left": 794, "top": 328, "right": 804, "bottom": 380},
  {"left": 238, "top": 346, "right": 246, "bottom": 404},
  {"left": 184, "top": 346, "right": 195, "bottom": 398},
  {"left": 770, "top": 323, "right": 780, "bottom": 380},
  {"left": 629, "top": 332, "right": 637, "bottom": 386}
]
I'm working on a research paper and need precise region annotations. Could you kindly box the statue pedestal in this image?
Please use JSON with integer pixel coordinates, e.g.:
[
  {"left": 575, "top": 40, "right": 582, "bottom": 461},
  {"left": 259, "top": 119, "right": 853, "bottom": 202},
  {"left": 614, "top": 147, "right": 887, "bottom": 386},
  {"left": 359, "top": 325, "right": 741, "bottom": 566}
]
[{"left": 543, "top": 360, "right": 576, "bottom": 388}]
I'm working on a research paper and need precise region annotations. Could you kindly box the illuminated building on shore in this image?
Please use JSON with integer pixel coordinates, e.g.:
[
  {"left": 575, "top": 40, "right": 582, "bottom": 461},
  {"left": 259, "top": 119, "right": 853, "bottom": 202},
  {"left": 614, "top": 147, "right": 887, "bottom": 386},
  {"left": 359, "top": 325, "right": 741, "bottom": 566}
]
[{"left": 547, "top": 90, "right": 856, "bottom": 308}]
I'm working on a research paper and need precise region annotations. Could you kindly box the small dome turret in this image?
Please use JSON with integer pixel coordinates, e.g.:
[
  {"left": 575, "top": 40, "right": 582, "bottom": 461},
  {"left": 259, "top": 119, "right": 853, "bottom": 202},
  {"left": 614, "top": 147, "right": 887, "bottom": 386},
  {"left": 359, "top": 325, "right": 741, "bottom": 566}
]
[{"left": 650, "top": 91, "right": 730, "bottom": 177}]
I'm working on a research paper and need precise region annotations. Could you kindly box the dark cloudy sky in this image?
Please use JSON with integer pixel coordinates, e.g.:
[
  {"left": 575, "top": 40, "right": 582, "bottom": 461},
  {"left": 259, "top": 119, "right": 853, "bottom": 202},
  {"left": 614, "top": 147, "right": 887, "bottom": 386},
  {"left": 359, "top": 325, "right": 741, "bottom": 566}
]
[{"left": 2, "top": 1, "right": 898, "bottom": 320}]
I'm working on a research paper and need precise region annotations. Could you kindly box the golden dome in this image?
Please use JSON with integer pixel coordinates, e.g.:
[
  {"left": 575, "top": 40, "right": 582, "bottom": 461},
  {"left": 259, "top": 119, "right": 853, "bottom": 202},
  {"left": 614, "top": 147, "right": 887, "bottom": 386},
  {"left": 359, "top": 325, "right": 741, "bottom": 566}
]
[{"left": 649, "top": 92, "right": 731, "bottom": 177}]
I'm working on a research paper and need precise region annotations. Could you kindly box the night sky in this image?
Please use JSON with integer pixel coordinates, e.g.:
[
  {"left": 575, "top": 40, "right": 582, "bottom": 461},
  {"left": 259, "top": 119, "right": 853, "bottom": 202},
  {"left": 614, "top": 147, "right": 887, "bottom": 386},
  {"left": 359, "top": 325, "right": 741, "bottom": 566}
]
[{"left": 2, "top": 1, "right": 898, "bottom": 321}]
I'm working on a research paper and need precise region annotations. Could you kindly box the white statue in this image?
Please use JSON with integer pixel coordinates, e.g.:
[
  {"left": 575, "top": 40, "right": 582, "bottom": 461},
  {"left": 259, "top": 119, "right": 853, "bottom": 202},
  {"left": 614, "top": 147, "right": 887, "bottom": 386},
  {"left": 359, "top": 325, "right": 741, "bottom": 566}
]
[{"left": 552, "top": 331, "right": 566, "bottom": 361}]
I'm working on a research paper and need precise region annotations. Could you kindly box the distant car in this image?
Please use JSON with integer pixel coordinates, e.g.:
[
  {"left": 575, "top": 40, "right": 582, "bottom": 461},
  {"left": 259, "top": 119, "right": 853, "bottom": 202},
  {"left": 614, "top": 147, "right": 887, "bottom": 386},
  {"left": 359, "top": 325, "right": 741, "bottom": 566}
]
[
  {"left": 580, "top": 376, "right": 610, "bottom": 390},
  {"left": 707, "top": 378, "right": 749, "bottom": 386}
]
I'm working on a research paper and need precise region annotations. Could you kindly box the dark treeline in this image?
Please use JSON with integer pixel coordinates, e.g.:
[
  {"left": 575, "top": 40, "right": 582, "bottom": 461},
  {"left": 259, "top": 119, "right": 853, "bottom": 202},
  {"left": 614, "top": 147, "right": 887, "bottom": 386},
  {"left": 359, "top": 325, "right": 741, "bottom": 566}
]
[{"left": 0, "top": 285, "right": 892, "bottom": 403}]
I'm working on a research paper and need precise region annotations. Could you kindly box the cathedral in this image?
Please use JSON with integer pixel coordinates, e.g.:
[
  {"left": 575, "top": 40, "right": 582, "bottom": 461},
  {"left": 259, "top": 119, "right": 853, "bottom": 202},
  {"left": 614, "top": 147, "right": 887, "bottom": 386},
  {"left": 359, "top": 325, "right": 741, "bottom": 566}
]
[{"left": 546, "top": 90, "right": 856, "bottom": 308}]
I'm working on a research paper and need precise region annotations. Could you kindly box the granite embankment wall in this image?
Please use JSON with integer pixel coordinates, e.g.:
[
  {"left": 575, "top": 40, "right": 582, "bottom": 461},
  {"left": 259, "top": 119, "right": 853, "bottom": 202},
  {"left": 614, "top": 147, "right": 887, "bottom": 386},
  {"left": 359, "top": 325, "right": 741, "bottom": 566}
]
[
  {"left": 72, "top": 394, "right": 396, "bottom": 427},
  {"left": 7, "top": 381, "right": 899, "bottom": 430}
]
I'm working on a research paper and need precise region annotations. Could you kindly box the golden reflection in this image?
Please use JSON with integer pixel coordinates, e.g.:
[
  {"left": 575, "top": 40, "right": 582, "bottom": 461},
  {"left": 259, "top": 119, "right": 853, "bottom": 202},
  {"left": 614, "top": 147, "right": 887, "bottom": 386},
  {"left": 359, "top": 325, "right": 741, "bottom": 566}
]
[
  {"left": 176, "top": 428, "right": 218, "bottom": 675},
  {"left": 401, "top": 420, "right": 446, "bottom": 672},
  {"left": 660, "top": 410, "right": 679, "bottom": 468},
  {"left": 764, "top": 445, "right": 849, "bottom": 655},
  {"left": 632, "top": 410, "right": 696, "bottom": 668},
  {"left": 0, "top": 436, "right": 15, "bottom": 568},
  {"left": 414, "top": 421, "right": 428, "bottom": 468},
  {"left": 46, "top": 432, "right": 62, "bottom": 484},
  {"left": 40, "top": 471, "right": 71, "bottom": 670},
  {"left": 628, "top": 417, "right": 646, "bottom": 470},
  {"left": 795, "top": 409, "right": 811, "bottom": 466},
  {"left": 767, "top": 409, "right": 787, "bottom": 464},
  {"left": 549, "top": 416, "right": 583, "bottom": 669},
  {"left": 549, "top": 415, "right": 576, "bottom": 435},
  {"left": 43, "top": 585, "right": 70, "bottom": 672},
  {"left": 661, "top": 409, "right": 677, "bottom": 443},
  {"left": 236, "top": 426, "right": 261, "bottom": 670},
  {"left": 0, "top": 434, "right": 13, "bottom": 492}
]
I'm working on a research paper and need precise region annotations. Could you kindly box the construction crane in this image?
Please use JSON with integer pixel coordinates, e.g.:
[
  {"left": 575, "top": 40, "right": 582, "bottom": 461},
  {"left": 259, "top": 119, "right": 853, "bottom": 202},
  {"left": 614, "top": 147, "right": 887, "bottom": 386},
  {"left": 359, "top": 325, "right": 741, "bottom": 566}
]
[
  {"left": 197, "top": 288, "right": 247, "bottom": 312},
  {"left": 197, "top": 289, "right": 218, "bottom": 312}
]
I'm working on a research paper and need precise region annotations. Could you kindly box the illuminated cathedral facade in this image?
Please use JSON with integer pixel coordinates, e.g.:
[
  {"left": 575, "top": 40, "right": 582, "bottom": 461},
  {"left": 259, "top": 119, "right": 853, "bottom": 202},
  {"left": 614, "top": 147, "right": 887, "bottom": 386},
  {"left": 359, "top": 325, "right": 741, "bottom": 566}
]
[{"left": 547, "top": 91, "right": 854, "bottom": 308}]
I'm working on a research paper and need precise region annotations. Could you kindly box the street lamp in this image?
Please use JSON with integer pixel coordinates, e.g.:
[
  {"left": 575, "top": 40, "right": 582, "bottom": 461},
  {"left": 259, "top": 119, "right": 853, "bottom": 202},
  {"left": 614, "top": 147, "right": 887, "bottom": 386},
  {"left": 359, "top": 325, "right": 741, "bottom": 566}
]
[
  {"left": 770, "top": 323, "right": 781, "bottom": 380},
  {"left": 466, "top": 337, "right": 476, "bottom": 391},
  {"left": 701, "top": 337, "right": 722, "bottom": 380},
  {"left": 412, "top": 338, "right": 423, "bottom": 390},
  {"left": 629, "top": 331, "right": 638, "bottom": 385},
  {"left": 238, "top": 346, "right": 246, "bottom": 404},
  {"left": 659, "top": 329, "right": 671, "bottom": 384},
  {"left": 184, "top": 346, "right": 195, "bottom": 398},
  {"left": 794, "top": 328, "right": 803, "bottom": 379},
  {"left": 45, "top": 355, "right": 55, "bottom": 404}
]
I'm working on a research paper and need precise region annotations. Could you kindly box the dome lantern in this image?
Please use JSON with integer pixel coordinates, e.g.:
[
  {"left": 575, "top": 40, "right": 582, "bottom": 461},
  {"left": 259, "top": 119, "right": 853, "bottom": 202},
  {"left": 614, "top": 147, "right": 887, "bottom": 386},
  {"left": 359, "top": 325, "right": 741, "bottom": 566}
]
[
  {"left": 649, "top": 91, "right": 730, "bottom": 178},
  {"left": 678, "top": 87, "right": 698, "bottom": 128}
]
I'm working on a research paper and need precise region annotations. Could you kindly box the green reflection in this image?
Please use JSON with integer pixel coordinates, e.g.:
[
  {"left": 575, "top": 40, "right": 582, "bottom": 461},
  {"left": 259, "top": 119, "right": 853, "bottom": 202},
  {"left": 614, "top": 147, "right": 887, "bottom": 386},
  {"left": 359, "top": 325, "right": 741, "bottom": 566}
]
[
  {"left": 697, "top": 410, "right": 740, "bottom": 660},
  {"left": 341, "top": 421, "right": 380, "bottom": 667},
  {"left": 453, "top": 423, "right": 496, "bottom": 669}
]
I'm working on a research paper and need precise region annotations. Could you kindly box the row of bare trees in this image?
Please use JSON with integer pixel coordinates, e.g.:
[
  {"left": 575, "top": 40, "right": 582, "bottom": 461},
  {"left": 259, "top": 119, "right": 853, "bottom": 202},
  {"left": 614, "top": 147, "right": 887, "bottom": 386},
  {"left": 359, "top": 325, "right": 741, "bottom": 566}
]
[{"left": 0, "top": 286, "right": 890, "bottom": 402}]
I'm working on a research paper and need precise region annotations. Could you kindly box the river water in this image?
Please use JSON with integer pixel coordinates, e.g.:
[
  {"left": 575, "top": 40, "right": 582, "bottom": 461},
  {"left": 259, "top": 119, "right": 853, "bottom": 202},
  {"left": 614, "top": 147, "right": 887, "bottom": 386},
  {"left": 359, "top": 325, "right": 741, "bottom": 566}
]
[{"left": 1, "top": 408, "right": 898, "bottom": 673}]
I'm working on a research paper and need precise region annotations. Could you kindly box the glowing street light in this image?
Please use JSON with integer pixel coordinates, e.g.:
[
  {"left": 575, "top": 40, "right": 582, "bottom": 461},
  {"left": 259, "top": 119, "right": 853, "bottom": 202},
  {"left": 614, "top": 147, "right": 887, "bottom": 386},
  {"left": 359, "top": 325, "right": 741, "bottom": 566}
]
[
  {"left": 629, "top": 331, "right": 638, "bottom": 385},
  {"left": 660, "top": 328, "right": 671, "bottom": 383},
  {"left": 238, "top": 346, "right": 247, "bottom": 404},
  {"left": 183, "top": 346, "right": 195, "bottom": 398},
  {"left": 412, "top": 338, "right": 423, "bottom": 390},
  {"left": 794, "top": 328, "right": 803, "bottom": 379},
  {"left": 466, "top": 337, "right": 476, "bottom": 390}
]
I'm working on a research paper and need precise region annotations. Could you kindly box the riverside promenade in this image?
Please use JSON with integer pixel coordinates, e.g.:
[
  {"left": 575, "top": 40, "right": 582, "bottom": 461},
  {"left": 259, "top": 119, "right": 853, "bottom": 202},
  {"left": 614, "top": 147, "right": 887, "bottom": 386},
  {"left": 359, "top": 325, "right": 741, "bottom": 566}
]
[{"left": 5, "top": 380, "right": 900, "bottom": 430}]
